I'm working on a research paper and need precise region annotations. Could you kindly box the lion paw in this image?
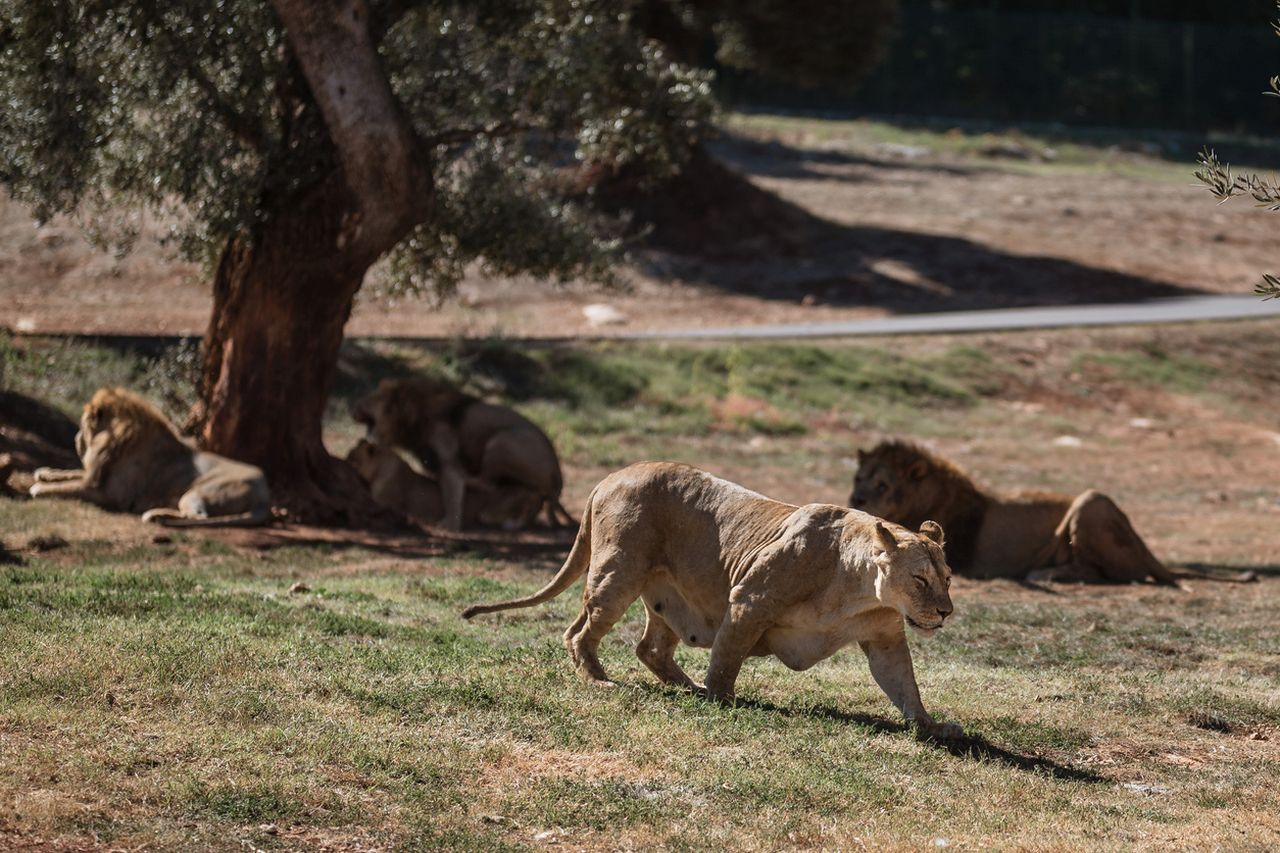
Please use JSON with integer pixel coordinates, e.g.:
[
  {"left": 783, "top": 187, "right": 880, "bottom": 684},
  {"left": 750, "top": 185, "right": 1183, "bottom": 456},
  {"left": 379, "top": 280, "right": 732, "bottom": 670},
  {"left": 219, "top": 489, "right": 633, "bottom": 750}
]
[{"left": 913, "top": 719, "right": 964, "bottom": 740}]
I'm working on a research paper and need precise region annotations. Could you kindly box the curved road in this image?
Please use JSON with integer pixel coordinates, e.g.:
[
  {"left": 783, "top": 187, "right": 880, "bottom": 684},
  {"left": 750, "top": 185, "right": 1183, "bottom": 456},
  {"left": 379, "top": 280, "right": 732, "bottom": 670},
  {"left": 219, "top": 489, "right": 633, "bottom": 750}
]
[{"left": 626, "top": 295, "right": 1280, "bottom": 341}]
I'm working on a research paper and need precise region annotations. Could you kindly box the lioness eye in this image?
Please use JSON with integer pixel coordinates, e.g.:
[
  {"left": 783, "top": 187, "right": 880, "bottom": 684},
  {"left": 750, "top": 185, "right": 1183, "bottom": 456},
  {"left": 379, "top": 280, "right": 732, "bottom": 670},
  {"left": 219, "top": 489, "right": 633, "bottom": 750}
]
[
  {"left": 876, "top": 483, "right": 888, "bottom": 495},
  {"left": 915, "top": 576, "right": 928, "bottom": 589}
]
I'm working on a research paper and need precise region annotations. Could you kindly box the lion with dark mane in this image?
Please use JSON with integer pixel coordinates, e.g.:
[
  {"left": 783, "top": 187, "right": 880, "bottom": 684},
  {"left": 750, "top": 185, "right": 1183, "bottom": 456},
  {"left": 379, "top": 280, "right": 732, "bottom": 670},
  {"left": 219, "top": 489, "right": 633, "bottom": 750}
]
[
  {"left": 850, "top": 440, "right": 1255, "bottom": 585},
  {"left": 28, "top": 387, "right": 271, "bottom": 527}
]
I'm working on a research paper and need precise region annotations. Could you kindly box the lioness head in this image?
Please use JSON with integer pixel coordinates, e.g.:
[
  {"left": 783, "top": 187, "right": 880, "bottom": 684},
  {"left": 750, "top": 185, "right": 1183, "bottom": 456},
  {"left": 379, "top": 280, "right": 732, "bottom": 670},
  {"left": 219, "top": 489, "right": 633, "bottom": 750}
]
[
  {"left": 850, "top": 441, "right": 960, "bottom": 525},
  {"left": 870, "top": 519, "right": 953, "bottom": 637},
  {"left": 344, "top": 438, "right": 383, "bottom": 481}
]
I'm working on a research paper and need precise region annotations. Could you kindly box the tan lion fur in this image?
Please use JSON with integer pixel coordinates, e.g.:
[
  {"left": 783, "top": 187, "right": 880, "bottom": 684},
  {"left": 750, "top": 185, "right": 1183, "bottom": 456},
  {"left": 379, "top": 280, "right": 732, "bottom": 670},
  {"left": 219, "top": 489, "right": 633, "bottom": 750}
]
[
  {"left": 464, "top": 462, "right": 961, "bottom": 737},
  {"left": 29, "top": 387, "right": 271, "bottom": 527},
  {"left": 352, "top": 377, "right": 572, "bottom": 530},
  {"left": 345, "top": 439, "right": 543, "bottom": 529},
  {"left": 850, "top": 440, "right": 1255, "bottom": 585}
]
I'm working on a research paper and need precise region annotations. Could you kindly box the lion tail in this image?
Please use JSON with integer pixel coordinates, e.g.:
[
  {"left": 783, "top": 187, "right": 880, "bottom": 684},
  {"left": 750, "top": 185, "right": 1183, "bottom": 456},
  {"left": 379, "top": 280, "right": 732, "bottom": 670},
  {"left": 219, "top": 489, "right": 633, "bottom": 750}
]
[
  {"left": 141, "top": 507, "right": 273, "bottom": 528},
  {"left": 463, "top": 489, "right": 595, "bottom": 619},
  {"left": 1168, "top": 567, "right": 1259, "bottom": 584}
]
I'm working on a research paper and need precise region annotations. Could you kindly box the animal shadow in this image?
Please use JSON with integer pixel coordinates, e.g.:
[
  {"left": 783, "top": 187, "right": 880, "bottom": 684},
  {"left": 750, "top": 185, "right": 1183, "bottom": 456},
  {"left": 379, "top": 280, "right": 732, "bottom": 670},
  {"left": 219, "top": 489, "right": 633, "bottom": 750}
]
[{"left": 661, "top": 689, "right": 1105, "bottom": 784}]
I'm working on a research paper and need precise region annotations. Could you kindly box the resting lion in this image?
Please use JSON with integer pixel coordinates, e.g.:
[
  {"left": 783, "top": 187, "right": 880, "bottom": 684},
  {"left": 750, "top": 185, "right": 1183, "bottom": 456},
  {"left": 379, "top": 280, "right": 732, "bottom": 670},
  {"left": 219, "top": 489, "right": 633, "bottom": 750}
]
[
  {"left": 464, "top": 462, "right": 961, "bottom": 738},
  {"left": 850, "top": 441, "right": 1256, "bottom": 585},
  {"left": 28, "top": 387, "right": 271, "bottom": 527},
  {"left": 353, "top": 377, "right": 573, "bottom": 530},
  {"left": 346, "top": 439, "right": 544, "bottom": 529}
]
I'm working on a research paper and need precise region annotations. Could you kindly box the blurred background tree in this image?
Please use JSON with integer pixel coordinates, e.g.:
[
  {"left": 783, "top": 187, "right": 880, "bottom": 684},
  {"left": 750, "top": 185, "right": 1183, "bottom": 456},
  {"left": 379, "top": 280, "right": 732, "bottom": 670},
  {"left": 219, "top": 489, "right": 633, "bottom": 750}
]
[
  {"left": 0, "top": 0, "right": 715, "bottom": 517},
  {"left": 586, "top": 0, "right": 899, "bottom": 255}
]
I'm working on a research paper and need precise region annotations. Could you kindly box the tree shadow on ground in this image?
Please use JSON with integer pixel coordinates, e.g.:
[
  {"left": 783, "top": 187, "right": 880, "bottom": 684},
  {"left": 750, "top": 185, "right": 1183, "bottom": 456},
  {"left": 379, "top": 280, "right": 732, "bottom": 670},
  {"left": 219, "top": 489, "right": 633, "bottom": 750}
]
[
  {"left": 710, "top": 692, "right": 1107, "bottom": 784},
  {"left": 638, "top": 136, "right": 1202, "bottom": 314},
  {"left": 208, "top": 520, "right": 573, "bottom": 569}
]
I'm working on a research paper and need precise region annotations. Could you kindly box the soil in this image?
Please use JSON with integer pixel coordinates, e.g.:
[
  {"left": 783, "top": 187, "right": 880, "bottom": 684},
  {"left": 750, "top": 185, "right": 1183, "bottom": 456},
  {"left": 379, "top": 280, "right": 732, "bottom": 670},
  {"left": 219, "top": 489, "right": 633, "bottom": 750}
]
[
  {"left": 2, "top": 123, "right": 1277, "bottom": 572},
  {"left": 0, "top": 131, "right": 1272, "bottom": 339}
]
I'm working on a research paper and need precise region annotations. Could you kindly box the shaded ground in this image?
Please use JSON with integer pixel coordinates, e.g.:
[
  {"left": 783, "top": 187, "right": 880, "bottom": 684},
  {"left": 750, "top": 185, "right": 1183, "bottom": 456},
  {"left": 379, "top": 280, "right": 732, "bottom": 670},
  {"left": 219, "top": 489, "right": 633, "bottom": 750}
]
[{"left": 1, "top": 117, "right": 1272, "bottom": 338}]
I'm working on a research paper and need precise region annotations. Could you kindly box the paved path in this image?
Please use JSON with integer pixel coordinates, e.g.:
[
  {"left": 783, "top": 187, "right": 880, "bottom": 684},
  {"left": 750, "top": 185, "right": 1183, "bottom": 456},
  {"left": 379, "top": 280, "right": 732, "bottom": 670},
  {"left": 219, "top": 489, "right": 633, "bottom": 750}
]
[{"left": 625, "top": 294, "right": 1280, "bottom": 341}]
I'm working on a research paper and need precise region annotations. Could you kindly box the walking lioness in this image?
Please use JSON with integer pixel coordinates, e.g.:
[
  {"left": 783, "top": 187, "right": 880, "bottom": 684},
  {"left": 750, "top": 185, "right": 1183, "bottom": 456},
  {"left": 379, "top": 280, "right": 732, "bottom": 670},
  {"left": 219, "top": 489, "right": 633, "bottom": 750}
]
[{"left": 463, "top": 462, "right": 961, "bottom": 738}]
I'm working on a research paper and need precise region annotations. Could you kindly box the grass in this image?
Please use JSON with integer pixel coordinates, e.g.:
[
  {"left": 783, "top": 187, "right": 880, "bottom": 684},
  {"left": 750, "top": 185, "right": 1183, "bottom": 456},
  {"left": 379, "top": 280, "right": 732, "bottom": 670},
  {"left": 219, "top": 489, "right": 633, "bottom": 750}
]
[
  {"left": 3, "top": 536, "right": 1278, "bottom": 849},
  {"left": 3, "top": 321, "right": 1280, "bottom": 849}
]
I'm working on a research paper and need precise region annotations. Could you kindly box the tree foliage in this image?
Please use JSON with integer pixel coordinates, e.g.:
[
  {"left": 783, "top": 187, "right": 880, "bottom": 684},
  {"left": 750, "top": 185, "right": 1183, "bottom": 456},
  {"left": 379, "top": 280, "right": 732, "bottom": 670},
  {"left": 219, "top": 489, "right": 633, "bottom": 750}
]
[
  {"left": 0, "top": 1, "right": 715, "bottom": 297},
  {"left": 1194, "top": 4, "right": 1280, "bottom": 299}
]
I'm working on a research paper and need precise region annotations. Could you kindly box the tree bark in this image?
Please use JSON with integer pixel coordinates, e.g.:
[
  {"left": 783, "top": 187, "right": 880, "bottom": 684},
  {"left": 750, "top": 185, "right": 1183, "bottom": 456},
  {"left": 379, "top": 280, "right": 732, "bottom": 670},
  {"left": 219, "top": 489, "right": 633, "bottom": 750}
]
[{"left": 189, "top": 0, "right": 431, "bottom": 523}]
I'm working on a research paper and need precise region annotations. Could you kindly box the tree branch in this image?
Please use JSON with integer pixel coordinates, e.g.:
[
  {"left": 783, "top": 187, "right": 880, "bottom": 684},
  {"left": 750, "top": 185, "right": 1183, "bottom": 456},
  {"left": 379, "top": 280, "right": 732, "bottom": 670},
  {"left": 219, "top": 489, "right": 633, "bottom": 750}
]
[
  {"left": 271, "top": 0, "right": 433, "bottom": 264},
  {"left": 425, "top": 120, "right": 535, "bottom": 148}
]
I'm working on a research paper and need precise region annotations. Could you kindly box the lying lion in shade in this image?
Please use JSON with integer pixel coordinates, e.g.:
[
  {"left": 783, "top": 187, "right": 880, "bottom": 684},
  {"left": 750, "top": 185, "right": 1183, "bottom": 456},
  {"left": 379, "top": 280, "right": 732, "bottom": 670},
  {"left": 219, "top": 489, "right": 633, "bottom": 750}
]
[
  {"left": 464, "top": 462, "right": 962, "bottom": 738},
  {"left": 850, "top": 440, "right": 1256, "bottom": 585},
  {"left": 345, "top": 439, "right": 544, "bottom": 529},
  {"left": 352, "top": 377, "right": 573, "bottom": 531},
  {"left": 28, "top": 387, "right": 271, "bottom": 527}
]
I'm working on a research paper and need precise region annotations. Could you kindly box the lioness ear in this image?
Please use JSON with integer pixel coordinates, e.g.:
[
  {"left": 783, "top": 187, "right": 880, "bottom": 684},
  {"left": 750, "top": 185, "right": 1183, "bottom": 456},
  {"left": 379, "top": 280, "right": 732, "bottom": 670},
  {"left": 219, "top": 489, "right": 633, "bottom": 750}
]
[
  {"left": 907, "top": 460, "right": 929, "bottom": 481},
  {"left": 856, "top": 448, "right": 868, "bottom": 464},
  {"left": 919, "top": 520, "right": 945, "bottom": 547},
  {"left": 874, "top": 521, "right": 898, "bottom": 553}
]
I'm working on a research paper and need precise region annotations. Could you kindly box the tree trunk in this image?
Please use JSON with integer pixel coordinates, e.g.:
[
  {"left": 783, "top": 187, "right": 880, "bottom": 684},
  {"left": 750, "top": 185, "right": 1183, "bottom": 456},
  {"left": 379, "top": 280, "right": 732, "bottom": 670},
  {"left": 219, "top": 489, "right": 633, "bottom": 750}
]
[
  {"left": 186, "top": 0, "right": 431, "bottom": 524},
  {"left": 188, "top": 181, "right": 377, "bottom": 522}
]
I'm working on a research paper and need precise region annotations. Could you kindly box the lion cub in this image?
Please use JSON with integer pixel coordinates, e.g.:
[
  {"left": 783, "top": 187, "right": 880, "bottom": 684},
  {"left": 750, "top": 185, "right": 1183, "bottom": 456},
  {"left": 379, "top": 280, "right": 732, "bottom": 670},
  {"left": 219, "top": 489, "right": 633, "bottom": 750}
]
[{"left": 464, "top": 462, "right": 961, "bottom": 738}]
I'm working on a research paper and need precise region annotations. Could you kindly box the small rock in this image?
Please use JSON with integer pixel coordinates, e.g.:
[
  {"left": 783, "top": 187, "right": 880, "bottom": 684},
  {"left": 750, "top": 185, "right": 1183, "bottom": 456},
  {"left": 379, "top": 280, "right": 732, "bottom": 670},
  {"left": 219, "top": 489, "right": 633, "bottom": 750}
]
[
  {"left": 873, "top": 142, "right": 931, "bottom": 160},
  {"left": 1128, "top": 417, "right": 1155, "bottom": 429},
  {"left": 258, "top": 823, "right": 278, "bottom": 835},
  {"left": 1121, "top": 781, "right": 1170, "bottom": 796},
  {"left": 1052, "top": 435, "right": 1083, "bottom": 448},
  {"left": 288, "top": 582, "right": 311, "bottom": 594},
  {"left": 800, "top": 294, "right": 817, "bottom": 306},
  {"left": 14, "top": 317, "right": 36, "bottom": 333},
  {"left": 28, "top": 534, "right": 69, "bottom": 552},
  {"left": 933, "top": 839, "right": 950, "bottom": 848},
  {"left": 582, "top": 303, "right": 628, "bottom": 326}
]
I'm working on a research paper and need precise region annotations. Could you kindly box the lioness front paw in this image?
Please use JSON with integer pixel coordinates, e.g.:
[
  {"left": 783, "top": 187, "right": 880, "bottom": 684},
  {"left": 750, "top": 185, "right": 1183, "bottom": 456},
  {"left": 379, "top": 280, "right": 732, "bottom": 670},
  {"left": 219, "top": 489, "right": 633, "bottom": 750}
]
[
  {"left": 33, "top": 467, "right": 56, "bottom": 483},
  {"left": 28, "top": 482, "right": 47, "bottom": 498}
]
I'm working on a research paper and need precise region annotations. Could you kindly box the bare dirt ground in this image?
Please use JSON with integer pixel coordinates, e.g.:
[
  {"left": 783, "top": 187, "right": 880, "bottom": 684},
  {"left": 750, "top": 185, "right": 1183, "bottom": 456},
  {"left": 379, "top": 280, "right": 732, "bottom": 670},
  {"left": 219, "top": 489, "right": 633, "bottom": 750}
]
[{"left": 1, "top": 117, "right": 1272, "bottom": 338}]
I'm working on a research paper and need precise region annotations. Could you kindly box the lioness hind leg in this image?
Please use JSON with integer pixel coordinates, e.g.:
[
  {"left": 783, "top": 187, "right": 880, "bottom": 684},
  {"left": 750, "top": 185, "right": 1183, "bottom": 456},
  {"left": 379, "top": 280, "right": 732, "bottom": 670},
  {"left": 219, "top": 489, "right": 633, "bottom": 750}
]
[
  {"left": 565, "top": 561, "right": 644, "bottom": 688},
  {"left": 635, "top": 604, "right": 699, "bottom": 690},
  {"left": 1062, "top": 490, "right": 1175, "bottom": 585}
]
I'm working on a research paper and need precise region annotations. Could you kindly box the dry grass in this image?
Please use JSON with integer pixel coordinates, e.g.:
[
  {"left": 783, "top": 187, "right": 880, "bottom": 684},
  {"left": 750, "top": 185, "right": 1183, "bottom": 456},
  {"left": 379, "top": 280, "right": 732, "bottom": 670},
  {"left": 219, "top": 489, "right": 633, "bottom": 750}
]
[{"left": 2, "top": 321, "right": 1280, "bottom": 850}]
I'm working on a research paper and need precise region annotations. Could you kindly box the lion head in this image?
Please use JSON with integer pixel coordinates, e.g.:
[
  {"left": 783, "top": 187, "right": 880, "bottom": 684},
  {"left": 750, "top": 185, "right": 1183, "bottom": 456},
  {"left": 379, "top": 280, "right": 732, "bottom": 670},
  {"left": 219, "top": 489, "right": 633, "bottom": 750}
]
[
  {"left": 352, "top": 377, "right": 468, "bottom": 445},
  {"left": 850, "top": 441, "right": 979, "bottom": 530},
  {"left": 869, "top": 518, "right": 954, "bottom": 637},
  {"left": 79, "top": 387, "right": 186, "bottom": 461}
]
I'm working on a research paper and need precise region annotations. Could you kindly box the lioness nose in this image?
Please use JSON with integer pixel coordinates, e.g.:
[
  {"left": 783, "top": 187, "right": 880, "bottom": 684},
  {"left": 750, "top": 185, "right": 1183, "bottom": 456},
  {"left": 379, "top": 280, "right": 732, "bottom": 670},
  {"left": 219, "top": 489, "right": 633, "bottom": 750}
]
[{"left": 937, "top": 605, "right": 953, "bottom": 620}]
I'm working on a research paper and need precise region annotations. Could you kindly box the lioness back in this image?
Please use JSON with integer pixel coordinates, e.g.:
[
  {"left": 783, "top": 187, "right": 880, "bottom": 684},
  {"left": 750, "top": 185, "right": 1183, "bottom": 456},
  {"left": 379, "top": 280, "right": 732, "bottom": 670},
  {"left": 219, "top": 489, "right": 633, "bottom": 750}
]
[{"left": 592, "top": 462, "right": 796, "bottom": 563}]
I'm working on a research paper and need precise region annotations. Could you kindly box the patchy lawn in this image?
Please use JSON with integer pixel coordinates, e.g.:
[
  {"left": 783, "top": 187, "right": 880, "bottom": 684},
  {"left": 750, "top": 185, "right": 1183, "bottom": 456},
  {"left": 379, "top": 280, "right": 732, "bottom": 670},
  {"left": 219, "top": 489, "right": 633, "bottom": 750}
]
[{"left": 2, "top": 319, "right": 1279, "bottom": 850}]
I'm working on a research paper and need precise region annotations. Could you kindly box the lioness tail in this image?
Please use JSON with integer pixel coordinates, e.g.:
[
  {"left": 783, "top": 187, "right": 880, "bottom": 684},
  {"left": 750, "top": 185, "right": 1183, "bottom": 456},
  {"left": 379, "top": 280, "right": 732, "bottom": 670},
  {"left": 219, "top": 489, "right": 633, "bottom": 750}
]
[{"left": 463, "top": 491, "right": 594, "bottom": 619}]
